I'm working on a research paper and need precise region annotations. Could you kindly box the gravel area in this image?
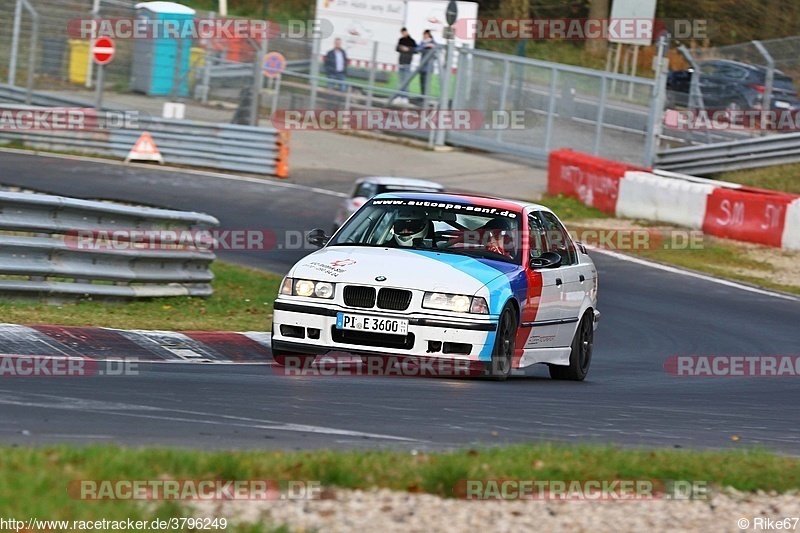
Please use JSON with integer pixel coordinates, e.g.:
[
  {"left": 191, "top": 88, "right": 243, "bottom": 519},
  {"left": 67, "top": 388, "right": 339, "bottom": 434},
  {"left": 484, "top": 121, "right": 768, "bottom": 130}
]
[{"left": 191, "top": 487, "right": 800, "bottom": 532}]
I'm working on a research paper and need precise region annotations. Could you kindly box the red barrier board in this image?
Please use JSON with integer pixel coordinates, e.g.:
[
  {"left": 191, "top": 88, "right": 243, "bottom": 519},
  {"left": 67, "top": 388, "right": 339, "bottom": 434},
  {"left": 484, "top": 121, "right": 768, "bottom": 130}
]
[
  {"left": 548, "top": 149, "right": 646, "bottom": 215},
  {"left": 702, "top": 188, "right": 795, "bottom": 247}
]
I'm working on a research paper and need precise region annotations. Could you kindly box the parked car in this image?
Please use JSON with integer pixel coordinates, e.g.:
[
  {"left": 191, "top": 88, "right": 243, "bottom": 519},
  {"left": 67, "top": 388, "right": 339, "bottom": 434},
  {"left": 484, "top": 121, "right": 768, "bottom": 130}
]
[
  {"left": 666, "top": 59, "right": 800, "bottom": 111},
  {"left": 273, "top": 192, "right": 600, "bottom": 381},
  {"left": 332, "top": 177, "right": 444, "bottom": 232}
]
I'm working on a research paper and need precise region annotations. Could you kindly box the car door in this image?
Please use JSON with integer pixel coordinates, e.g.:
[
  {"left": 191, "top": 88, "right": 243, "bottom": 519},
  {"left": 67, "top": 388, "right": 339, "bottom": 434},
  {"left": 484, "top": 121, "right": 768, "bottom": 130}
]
[
  {"left": 519, "top": 212, "right": 562, "bottom": 350},
  {"left": 536, "top": 211, "right": 588, "bottom": 348}
]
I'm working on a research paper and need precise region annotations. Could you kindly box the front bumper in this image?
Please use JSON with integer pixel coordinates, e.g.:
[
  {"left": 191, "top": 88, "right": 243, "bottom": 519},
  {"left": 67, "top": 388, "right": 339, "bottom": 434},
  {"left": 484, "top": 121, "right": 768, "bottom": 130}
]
[{"left": 272, "top": 300, "right": 497, "bottom": 361}]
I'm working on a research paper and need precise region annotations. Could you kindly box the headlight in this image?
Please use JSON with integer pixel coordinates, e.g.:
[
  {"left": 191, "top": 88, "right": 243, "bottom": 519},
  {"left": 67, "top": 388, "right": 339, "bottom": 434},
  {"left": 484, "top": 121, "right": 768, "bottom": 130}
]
[
  {"left": 422, "top": 292, "right": 488, "bottom": 314},
  {"left": 280, "top": 278, "right": 335, "bottom": 299}
]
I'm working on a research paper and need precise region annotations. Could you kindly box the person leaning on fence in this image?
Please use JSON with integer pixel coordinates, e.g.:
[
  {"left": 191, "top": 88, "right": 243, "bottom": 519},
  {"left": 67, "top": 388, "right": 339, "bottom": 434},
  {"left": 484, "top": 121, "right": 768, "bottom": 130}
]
[
  {"left": 416, "top": 30, "right": 438, "bottom": 96},
  {"left": 396, "top": 27, "right": 417, "bottom": 103},
  {"left": 324, "top": 38, "right": 348, "bottom": 92}
]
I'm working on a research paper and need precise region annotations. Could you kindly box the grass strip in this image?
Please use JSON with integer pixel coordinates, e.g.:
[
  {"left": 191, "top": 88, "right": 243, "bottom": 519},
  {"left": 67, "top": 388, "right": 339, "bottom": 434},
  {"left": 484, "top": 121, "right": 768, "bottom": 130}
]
[
  {"left": 0, "top": 262, "right": 282, "bottom": 331},
  {"left": 0, "top": 444, "right": 798, "bottom": 526}
]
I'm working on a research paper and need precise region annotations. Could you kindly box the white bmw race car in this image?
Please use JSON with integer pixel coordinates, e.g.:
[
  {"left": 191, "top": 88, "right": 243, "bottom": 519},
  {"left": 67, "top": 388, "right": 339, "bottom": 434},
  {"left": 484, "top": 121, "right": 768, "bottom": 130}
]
[{"left": 272, "top": 192, "right": 599, "bottom": 380}]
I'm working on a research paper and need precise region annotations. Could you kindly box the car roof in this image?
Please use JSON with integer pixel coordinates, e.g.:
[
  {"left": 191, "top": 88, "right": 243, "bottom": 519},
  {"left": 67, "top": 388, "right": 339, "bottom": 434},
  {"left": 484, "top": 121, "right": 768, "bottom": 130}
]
[
  {"left": 371, "top": 191, "right": 552, "bottom": 213},
  {"left": 702, "top": 59, "right": 790, "bottom": 77},
  {"left": 355, "top": 176, "right": 444, "bottom": 188}
]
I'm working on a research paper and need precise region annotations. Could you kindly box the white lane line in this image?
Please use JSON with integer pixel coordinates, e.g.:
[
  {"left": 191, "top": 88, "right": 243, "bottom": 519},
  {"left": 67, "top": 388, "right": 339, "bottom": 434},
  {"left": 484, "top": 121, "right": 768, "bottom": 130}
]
[
  {"left": 0, "top": 390, "right": 421, "bottom": 442},
  {"left": 0, "top": 147, "right": 348, "bottom": 198},
  {"left": 591, "top": 248, "right": 800, "bottom": 302}
]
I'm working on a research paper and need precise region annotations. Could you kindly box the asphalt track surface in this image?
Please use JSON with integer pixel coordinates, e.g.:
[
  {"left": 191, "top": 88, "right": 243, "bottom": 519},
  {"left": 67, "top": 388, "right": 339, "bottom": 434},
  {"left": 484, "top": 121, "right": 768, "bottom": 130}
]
[{"left": 0, "top": 150, "right": 799, "bottom": 453}]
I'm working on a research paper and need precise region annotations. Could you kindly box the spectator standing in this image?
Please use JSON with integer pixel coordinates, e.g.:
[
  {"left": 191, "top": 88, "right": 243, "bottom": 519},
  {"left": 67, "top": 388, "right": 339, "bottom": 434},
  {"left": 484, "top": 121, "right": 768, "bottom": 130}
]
[
  {"left": 416, "top": 30, "right": 437, "bottom": 96},
  {"left": 324, "top": 38, "right": 348, "bottom": 91},
  {"left": 396, "top": 27, "right": 417, "bottom": 103}
]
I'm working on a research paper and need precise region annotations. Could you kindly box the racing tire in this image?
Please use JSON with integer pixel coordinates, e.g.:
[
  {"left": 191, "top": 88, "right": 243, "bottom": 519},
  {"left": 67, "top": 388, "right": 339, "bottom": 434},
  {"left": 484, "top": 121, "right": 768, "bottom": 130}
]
[
  {"left": 549, "top": 311, "right": 593, "bottom": 381},
  {"left": 484, "top": 304, "right": 517, "bottom": 381}
]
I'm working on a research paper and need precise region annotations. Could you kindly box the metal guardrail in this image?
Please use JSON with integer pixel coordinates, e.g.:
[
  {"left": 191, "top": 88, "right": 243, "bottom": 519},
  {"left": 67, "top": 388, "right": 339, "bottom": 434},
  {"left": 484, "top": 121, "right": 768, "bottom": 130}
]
[
  {"left": 0, "top": 191, "right": 219, "bottom": 299},
  {"left": 0, "top": 83, "right": 95, "bottom": 108},
  {"left": 655, "top": 131, "right": 800, "bottom": 175},
  {"left": 0, "top": 113, "right": 288, "bottom": 177}
]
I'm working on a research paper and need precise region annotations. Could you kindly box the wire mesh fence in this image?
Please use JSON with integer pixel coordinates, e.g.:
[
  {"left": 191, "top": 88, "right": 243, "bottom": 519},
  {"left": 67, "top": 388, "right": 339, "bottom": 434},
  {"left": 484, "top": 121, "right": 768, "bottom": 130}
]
[{"left": 0, "top": 0, "right": 669, "bottom": 165}]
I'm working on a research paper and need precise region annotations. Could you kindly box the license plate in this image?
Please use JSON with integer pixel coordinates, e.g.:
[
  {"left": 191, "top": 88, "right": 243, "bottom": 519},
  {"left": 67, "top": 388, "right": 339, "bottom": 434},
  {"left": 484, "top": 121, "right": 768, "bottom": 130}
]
[
  {"left": 336, "top": 313, "right": 408, "bottom": 335},
  {"left": 775, "top": 101, "right": 792, "bottom": 109}
]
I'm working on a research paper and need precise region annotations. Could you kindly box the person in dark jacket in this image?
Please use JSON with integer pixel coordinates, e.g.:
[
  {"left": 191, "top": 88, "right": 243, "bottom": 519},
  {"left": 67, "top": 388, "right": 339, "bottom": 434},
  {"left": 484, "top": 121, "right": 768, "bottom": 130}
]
[
  {"left": 416, "top": 30, "right": 437, "bottom": 96},
  {"left": 324, "top": 38, "right": 348, "bottom": 91},
  {"left": 396, "top": 27, "right": 417, "bottom": 100}
]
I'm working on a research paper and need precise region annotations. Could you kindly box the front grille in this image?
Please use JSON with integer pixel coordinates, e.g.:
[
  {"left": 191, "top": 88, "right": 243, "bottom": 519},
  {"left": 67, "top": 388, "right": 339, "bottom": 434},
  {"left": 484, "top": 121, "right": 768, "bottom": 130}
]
[
  {"left": 343, "top": 285, "right": 376, "bottom": 308},
  {"left": 377, "top": 288, "right": 412, "bottom": 311},
  {"left": 331, "top": 327, "right": 415, "bottom": 350}
]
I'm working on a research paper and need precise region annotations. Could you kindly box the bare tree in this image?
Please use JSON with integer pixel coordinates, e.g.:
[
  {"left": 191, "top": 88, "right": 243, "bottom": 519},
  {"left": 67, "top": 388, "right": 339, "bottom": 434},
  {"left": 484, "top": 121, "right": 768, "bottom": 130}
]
[{"left": 585, "top": 0, "right": 610, "bottom": 56}]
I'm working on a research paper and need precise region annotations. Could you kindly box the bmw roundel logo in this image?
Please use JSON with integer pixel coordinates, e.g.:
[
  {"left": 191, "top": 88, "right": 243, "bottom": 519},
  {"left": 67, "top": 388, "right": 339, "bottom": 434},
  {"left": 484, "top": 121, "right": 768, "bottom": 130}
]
[{"left": 375, "top": 276, "right": 387, "bottom": 282}]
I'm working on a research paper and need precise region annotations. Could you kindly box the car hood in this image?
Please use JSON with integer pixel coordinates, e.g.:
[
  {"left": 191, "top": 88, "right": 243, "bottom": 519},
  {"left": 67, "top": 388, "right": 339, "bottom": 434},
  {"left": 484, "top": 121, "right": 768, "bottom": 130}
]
[{"left": 289, "top": 246, "right": 513, "bottom": 295}]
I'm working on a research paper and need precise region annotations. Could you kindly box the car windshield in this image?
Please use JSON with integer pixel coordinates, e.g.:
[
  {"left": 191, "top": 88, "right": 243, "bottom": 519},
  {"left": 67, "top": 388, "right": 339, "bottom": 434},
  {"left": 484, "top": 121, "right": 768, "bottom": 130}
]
[{"left": 329, "top": 198, "right": 522, "bottom": 264}]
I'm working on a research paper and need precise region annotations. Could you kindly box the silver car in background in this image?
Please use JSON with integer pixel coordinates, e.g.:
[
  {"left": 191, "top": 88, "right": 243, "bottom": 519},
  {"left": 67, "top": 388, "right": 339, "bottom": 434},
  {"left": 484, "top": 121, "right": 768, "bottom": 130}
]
[{"left": 333, "top": 177, "right": 444, "bottom": 232}]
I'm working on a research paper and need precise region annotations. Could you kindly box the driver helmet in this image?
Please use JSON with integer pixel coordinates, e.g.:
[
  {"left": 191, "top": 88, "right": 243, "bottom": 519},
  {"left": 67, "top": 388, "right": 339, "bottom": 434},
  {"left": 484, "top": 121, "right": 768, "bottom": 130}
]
[{"left": 393, "top": 215, "right": 428, "bottom": 247}]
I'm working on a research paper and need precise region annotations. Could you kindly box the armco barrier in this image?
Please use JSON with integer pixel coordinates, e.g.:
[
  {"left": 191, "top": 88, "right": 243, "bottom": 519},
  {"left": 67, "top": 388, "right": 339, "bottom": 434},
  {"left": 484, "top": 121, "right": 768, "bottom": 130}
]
[
  {"left": 702, "top": 187, "right": 795, "bottom": 248},
  {"left": 548, "top": 149, "right": 647, "bottom": 214},
  {"left": 0, "top": 191, "right": 219, "bottom": 299},
  {"left": 551, "top": 150, "right": 800, "bottom": 251},
  {"left": 616, "top": 171, "right": 716, "bottom": 229},
  {"left": 0, "top": 109, "right": 288, "bottom": 178}
]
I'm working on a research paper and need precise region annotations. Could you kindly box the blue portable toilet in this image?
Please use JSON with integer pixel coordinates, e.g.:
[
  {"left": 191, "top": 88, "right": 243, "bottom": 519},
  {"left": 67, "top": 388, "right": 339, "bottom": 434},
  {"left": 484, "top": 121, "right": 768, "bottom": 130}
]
[{"left": 131, "top": 2, "right": 196, "bottom": 96}]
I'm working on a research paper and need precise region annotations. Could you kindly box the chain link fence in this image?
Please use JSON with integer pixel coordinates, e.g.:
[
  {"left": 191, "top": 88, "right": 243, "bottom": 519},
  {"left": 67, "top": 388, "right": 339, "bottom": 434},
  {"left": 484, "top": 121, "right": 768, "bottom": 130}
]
[{"left": 0, "top": 0, "right": 691, "bottom": 167}]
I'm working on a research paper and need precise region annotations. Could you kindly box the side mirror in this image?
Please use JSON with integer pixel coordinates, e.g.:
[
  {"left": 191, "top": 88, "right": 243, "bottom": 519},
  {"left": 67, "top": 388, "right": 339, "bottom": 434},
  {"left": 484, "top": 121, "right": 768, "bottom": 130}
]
[
  {"left": 306, "top": 228, "right": 329, "bottom": 248},
  {"left": 529, "top": 251, "right": 562, "bottom": 269}
]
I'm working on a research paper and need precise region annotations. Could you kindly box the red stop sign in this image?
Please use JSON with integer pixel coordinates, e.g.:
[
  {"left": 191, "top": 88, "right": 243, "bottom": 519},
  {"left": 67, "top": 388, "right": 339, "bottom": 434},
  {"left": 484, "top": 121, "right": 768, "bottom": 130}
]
[{"left": 92, "top": 37, "right": 115, "bottom": 65}]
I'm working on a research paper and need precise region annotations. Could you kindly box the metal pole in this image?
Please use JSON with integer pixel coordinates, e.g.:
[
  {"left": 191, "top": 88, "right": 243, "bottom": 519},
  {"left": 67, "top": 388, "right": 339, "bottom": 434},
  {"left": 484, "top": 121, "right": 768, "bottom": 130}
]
[
  {"left": 644, "top": 36, "right": 669, "bottom": 167},
  {"left": 627, "top": 44, "right": 639, "bottom": 100},
  {"left": 543, "top": 68, "right": 558, "bottom": 151},
  {"left": 435, "top": 27, "right": 455, "bottom": 146},
  {"left": 94, "top": 64, "right": 105, "bottom": 108},
  {"left": 87, "top": 0, "right": 101, "bottom": 88},
  {"left": 271, "top": 71, "right": 281, "bottom": 113},
  {"left": 200, "top": 48, "right": 212, "bottom": 104},
  {"left": 610, "top": 43, "right": 622, "bottom": 94},
  {"left": 593, "top": 75, "right": 608, "bottom": 155},
  {"left": 451, "top": 47, "right": 465, "bottom": 110},
  {"left": 366, "top": 41, "right": 378, "bottom": 109},
  {"left": 309, "top": 21, "right": 321, "bottom": 109},
  {"left": 24, "top": 0, "right": 38, "bottom": 105},
  {"left": 678, "top": 43, "right": 711, "bottom": 144},
  {"left": 494, "top": 58, "right": 510, "bottom": 143},
  {"left": 250, "top": 39, "right": 266, "bottom": 126},
  {"left": 8, "top": 0, "right": 23, "bottom": 85},
  {"left": 752, "top": 40, "right": 774, "bottom": 135}
]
